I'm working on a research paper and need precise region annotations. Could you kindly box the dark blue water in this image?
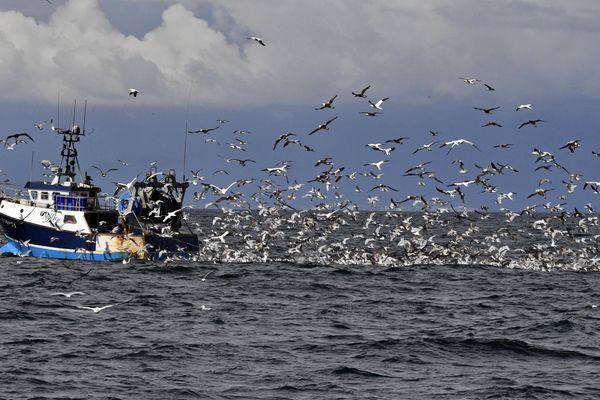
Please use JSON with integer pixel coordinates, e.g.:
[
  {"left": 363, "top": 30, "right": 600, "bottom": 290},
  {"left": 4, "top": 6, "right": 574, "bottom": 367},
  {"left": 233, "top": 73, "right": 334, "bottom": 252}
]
[
  {"left": 1, "top": 209, "right": 600, "bottom": 399},
  {"left": 1, "top": 257, "right": 600, "bottom": 399}
]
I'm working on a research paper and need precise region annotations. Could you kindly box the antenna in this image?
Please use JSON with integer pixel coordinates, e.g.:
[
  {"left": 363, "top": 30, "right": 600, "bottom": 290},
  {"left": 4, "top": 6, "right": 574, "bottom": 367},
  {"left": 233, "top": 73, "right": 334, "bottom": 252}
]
[
  {"left": 29, "top": 151, "right": 34, "bottom": 182},
  {"left": 182, "top": 82, "right": 193, "bottom": 181},
  {"left": 71, "top": 99, "right": 76, "bottom": 129},
  {"left": 57, "top": 88, "right": 61, "bottom": 132},
  {"left": 183, "top": 120, "right": 189, "bottom": 181},
  {"left": 82, "top": 100, "right": 87, "bottom": 135}
]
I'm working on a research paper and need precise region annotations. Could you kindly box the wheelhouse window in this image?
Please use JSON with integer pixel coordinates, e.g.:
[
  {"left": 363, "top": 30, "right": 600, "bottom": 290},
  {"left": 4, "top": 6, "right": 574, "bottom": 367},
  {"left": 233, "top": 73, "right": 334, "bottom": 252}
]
[
  {"left": 40, "top": 192, "right": 49, "bottom": 200},
  {"left": 63, "top": 215, "right": 77, "bottom": 224},
  {"left": 30, "top": 191, "right": 38, "bottom": 200}
]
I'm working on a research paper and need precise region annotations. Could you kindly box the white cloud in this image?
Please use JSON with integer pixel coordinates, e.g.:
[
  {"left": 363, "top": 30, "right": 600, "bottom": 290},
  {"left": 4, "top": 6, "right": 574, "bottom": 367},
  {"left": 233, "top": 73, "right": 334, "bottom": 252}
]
[{"left": 0, "top": 0, "right": 598, "bottom": 107}]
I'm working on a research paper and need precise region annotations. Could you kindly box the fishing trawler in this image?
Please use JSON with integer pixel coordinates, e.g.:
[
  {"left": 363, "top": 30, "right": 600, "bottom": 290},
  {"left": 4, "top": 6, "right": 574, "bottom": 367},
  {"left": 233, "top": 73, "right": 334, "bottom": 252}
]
[{"left": 0, "top": 113, "right": 199, "bottom": 261}]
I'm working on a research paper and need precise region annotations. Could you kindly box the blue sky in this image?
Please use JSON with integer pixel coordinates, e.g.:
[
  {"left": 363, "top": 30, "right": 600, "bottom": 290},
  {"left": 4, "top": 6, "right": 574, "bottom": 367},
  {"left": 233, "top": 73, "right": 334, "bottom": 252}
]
[{"left": 0, "top": 0, "right": 598, "bottom": 210}]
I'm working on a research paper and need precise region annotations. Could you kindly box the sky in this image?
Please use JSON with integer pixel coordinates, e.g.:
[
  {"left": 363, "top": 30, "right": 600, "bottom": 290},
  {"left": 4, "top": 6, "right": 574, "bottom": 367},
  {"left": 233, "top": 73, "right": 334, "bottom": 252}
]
[{"left": 0, "top": 0, "right": 598, "bottom": 211}]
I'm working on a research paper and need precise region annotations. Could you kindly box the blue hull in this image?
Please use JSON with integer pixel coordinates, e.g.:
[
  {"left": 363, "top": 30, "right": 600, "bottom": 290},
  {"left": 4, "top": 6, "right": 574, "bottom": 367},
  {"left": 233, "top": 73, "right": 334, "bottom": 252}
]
[
  {"left": 0, "top": 214, "right": 128, "bottom": 261},
  {"left": 0, "top": 212, "right": 93, "bottom": 249},
  {"left": 0, "top": 240, "right": 129, "bottom": 261}
]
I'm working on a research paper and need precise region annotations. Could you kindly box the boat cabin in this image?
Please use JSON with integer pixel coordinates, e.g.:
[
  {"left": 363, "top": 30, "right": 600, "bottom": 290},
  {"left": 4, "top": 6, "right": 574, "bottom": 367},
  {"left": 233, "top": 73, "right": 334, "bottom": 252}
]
[{"left": 24, "top": 182, "right": 100, "bottom": 210}]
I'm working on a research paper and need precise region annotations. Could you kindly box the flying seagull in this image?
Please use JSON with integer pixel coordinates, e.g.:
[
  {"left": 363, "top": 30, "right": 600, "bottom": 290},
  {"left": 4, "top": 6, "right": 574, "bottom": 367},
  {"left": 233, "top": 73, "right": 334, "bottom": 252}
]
[
  {"left": 129, "top": 89, "right": 140, "bottom": 97},
  {"left": 51, "top": 291, "right": 85, "bottom": 298},
  {"left": 308, "top": 116, "right": 338, "bottom": 135},
  {"left": 527, "top": 188, "right": 554, "bottom": 199},
  {"left": 352, "top": 85, "right": 371, "bottom": 98},
  {"left": 412, "top": 141, "right": 439, "bottom": 154},
  {"left": 359, "top": 111, "right": 380, "bottom": 117},
  {"left": 315, "top": 95, "right": 338, "bottom": 110},
  {"left": 188, "top": 126, "right": 220, "bottom": 134},
  {"left": 473, "top": 106, "right": 500, "bottom": 114},
  {"left": 368, "top": 97, "right": 390, "bottom": 110},
  {"left": 4, "top": 132, "right": 34, "bottom": 147},
  {"left": 459, "top": 77, "right": 479, "bottom": 85},
  {"left": 363, "top": 160, "right": 389, "bottom": 171},
  {"left": 76, "top": 298, "right": 134, "bottom": 313},
  {"left": 34, "top": 121, "right": 47, "bottom": 130},
  {"left": 440, "top": 139, "right": 481, "bottom": 154},
  {"left": 518, "top": 119, "right": 545, "bottom": 129},
  {"left": 92, "top": 166, "right": 118, "bottom": 177},
  {"left": 273, "top": 132, "right": 298, "bottom": 150},
  {"left": 559, "top": 140, "right": 580, "bottom": 153},
  {"left": 201, "top": 271, "right": 214, "bottom": 281},
  {"left": 385, "top": 137, "right": 409, "bottom": 145},
  {"left": 516, "top": 103, "right": 533, "bottom": 111},
  {"left": 248, "top": 36, "right": 266, "bottom": 46},
  {"left": 482, "top": 121, "right": 502, "bottom": 128}
]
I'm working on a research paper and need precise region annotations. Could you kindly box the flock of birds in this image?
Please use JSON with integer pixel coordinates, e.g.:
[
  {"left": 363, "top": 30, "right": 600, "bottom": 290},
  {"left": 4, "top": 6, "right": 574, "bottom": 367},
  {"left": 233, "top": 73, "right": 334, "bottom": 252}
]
[
  {"left": 1, "top": 33, "right": 599, "bottom": 270},
  {"left": 105, "top": 76, "right": 600, "bottom": 270}
]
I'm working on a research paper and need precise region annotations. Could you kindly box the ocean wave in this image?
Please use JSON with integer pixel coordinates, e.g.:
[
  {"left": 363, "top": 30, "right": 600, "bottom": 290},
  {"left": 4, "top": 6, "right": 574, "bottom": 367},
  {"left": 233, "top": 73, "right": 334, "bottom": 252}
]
[{"left": 430, "top": 337, "right": 600, "bottom": 361}]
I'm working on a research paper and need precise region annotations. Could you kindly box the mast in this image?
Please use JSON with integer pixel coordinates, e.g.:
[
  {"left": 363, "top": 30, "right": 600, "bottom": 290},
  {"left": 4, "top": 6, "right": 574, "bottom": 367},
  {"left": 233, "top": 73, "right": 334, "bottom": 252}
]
[
  {"left": 57, "top": 124, "right": 83, "bottom": 182},
  {"left": 55, "top": 101, "right": 85, "bottom": 183}
]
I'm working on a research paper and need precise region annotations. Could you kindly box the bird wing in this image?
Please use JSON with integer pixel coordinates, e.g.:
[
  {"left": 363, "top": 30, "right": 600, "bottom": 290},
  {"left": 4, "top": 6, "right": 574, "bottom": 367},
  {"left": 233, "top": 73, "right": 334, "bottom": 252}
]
[
  {"left": 222, "top": 181, "right": 238, "bottom": 194},
  {"left": 325, "top": 116, "right": 338, "bottom": 125},
  {"left": 6, "top": 133, "right": 32, "bottom": 142},
  {"left": 273, "top": 137, "right": 284, "bottom": 150}
]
